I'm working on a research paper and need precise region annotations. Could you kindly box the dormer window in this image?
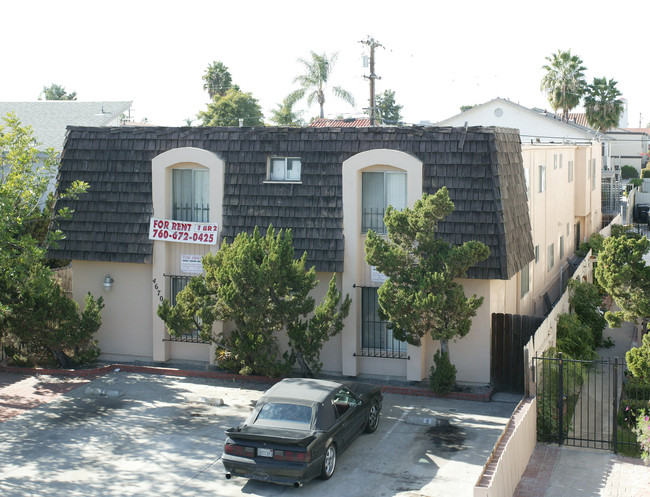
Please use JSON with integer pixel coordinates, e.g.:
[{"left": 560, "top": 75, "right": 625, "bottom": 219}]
[{"left": 268, "top": 157, "right": 301, "bottom": 182}]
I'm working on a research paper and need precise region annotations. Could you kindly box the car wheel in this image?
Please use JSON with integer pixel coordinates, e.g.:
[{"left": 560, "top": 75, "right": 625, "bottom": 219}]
[
  {"left": 364, "top": 401, "right": 380, "bottom": 433},
  {"left": 320, "top": 442, "right": 337, "bottom": 480}
]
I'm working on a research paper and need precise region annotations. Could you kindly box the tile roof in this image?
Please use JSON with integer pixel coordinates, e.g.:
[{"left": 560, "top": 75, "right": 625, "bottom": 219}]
[
  {"left": 0, "top": 101, "right": 132, "bottom": 151},
  {"left": 49, "top": 125, "right": 534, "bottom": 279},
  {"left": 309, "top": 118, "right": 371, "bottom": 127}
]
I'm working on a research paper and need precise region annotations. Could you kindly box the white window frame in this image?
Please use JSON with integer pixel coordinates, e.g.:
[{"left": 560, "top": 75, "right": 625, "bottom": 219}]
[{"left": 267, "top": 157, "right": 301, "bottom": 182}]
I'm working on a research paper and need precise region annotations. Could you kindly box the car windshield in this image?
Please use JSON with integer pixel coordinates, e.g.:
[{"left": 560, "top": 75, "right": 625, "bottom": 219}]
[{"left": 253, "top": 403, "right": 313, "bottom": 429}]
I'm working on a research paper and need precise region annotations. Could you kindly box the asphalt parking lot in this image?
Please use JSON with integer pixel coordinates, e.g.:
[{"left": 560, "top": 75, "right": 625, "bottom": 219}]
[{"left": 0, "top": 371, "right": 517, "bottom": 497}]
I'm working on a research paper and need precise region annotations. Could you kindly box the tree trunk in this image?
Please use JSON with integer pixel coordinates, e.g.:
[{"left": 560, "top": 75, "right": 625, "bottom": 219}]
[
  {"left": 294, "top": 350, "right": 314, "bottom": 378},
  {"left": 50, "top": 347, "right": 73, "bottom": 369},
  {"left": 440, "top": 338, "right": 449, "bottom": 356}
]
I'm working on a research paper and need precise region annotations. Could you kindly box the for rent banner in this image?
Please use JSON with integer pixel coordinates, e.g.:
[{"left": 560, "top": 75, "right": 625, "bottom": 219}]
[{"left": 148, "top": 218, "right": 219, "bottom": 245}]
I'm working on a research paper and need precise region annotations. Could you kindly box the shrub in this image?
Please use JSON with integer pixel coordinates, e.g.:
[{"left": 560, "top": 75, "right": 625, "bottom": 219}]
[
  {"left": 627, "top": 333, "right": 650, "bottom": 381},
  {"left": 642, "top": 168, "right": 650, "bottom": 179},
  {"left": 623, "top": 375, "right": 650, "bottom": 401},
  {"left": 575, "top": 233, "right": 605, "bottom": 258},
  {"left": 630, "top": 178, "right": 643, "bottom": 188},
  {"left": 621, "top": 165, "right": 639, "bottom": 179},
  {"left": 429, "top": 350, "right": 457, "bottom": 394},
  {"left": 568, "top": 279, "right": 607, "bottom": 347},
  {"left": 557, "top": 313, "right": 597, "bottom": 360},
  {"left": 634, "top": 409, "right": 650, "bottom": 462}
]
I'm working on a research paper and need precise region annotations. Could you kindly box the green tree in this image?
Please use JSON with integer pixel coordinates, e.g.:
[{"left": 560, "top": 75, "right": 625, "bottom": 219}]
[
  {"left": 270, "top": 98, "right": 304, "bottom": 126},
  {"left": 286, "top": 51, "right": 355, "bottom": 119},
  {"left": 568, "top": 278, "right": 607, "bottom": 347},
  {"left": 595, "top": 233, "right": 650, "bottom": 327},
  {"left": 364, "top": 187, "right": 490, "bottom": 362},
  {"left": 0, "top": 114, "right": 102, "bottom": 367},
  {"left": 621, "top": 165, "right": 639, "bottom": 179},
  {"left": 198, "top": 89, "right": 264, "bottom": 126},
  {"left": 158, "top": 226, "right": 350, "bottom": 377},
  {"left": 375, "top": 89, "right": 403, "bottom": 125},
  {"left": 626, "top": 333, "right": 650, "bottom": 381},
  {"left": 584, "top": 77, "right": 624, "bottom": 132},
  {"left": 541, "top": 49, "right": 587, "bottom": 121},
  {"left": 40, "top": 83, "right": 77, "bottom": 100},
  {"left": 202, "top": 61, "right": 234, "bottom": 100},
  {"left": 460, "top": 105, "right": 477, "bottom": 112}
]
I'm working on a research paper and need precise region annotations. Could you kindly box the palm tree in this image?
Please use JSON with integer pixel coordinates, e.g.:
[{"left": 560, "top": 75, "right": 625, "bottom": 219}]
[
  {"left": 540, "top": 50, "right": 587, "bottom": 122},
  {"left": 287, "top": 51, "right": 355, "bottom": 118},
  {"left": 202, "top": 61, "right": 233, "bottom": 100},
  {"left": 584, "top": 77, "right": 624, "bottom": 132}
]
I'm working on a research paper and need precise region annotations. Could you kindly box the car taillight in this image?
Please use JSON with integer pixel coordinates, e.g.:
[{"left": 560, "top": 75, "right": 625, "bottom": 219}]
[
  {"left": 224, "top": 443, "right": 255, "bottom": 458},
  {"left": 273, "top": 450, "right": 311, "bottom": 463}
]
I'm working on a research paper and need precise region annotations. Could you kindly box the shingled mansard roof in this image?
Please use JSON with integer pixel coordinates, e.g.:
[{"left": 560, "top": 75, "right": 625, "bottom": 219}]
[{"left": 50, "top": 125, "right": 534, "bottom": 280}]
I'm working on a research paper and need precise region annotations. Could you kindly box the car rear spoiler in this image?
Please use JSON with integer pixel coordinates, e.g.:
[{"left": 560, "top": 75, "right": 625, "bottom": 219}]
[{"left": 225, "top": 427, "right": 317, "bottom": 446}]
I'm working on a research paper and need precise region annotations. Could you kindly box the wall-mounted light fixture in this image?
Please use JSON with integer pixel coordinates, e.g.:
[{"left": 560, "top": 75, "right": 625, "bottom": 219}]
[{"left": 103, "top": 274, "right": 114, "bottom": 292}]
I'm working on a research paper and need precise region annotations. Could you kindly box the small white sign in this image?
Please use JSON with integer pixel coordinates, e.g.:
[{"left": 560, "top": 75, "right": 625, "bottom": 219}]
[
  {"left": 180, "top": 254, "right": 203, "bottom": 274},
  {"left": 371, "top": 266, "right": 388, "bottom": 283}
]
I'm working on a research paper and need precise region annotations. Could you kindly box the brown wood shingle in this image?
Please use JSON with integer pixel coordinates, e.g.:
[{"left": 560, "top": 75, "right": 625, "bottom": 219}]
[{"left": 50, "top": 125, "right": 533, "bottom": 279}]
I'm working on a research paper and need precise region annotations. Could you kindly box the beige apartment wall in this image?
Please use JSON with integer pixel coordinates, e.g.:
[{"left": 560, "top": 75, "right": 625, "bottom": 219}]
[
  {"left": 151, "top": 147, "right": 224, "bottom": 364},
  {"left": 341, "top": 149, "right": 424, "bottom": 380},
  {"left": 72, "top": 260, "right": 153, "bottom": 362},
  {"left": 521, "top": 143, "right": 601, "bottom": 315}
]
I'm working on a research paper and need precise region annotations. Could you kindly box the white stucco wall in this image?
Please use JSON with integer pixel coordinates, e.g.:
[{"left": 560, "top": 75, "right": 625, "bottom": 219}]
[{"left": 71, "top": 260, "right": 154, "bottom": 362}]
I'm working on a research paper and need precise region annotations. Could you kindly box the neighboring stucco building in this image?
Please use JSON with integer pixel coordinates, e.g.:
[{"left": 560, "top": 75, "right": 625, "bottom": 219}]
[
  {"left": 49, "top": 125, "right": 533, "bottom": 385},
  {"left": 438, "top": 98, "right": 603, "bottom": 314}
]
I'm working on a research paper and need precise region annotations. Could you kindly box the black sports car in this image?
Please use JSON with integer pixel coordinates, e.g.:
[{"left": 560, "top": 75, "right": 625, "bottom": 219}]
[{"left": 222, "top": 377, "right": 383, "bottom": 487}]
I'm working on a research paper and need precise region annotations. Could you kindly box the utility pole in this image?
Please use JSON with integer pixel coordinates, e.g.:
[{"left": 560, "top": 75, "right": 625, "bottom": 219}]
[{"left": 360, "top": 36, "right": 383, "bottom": 125}]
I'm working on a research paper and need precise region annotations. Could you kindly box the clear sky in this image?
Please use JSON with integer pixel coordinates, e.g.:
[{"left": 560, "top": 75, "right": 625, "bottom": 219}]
[{"left": 3, "top": 0, "right": 648, "bottom": 128}]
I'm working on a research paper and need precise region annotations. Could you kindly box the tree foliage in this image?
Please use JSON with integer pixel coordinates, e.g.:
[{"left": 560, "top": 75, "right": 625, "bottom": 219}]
[
  {"left": 568, "top": 278, "right": 607, "bottom": 347},
  {"left": 626, "top": 333, "right": 650, "bottom": 381},
  {"left": 540, "top": 49, "right": 587, "bottom": 121},
  {"left": 621, "top": 165, "right": 639, "bottom": 179},
  {"left": 364, "top": 187, "right": 490, "bottom": 356},
  {"left": 556, "top": 313, "right": 597, "bottom": 360},
  {"left": 375, "top": 89, "right": 403, "bottom": 125},
  {"left": 286, "top": 51, "right": 355, "bottom": 119},
  {"left": 595, "top": 232, "right": 650, "bottom": 327},
  {"left": 584, "top": 77, "right": 624, "bottom": 132},
  {"left": 158, "top": 226, "right": 350, "bottom": 377},
  {"left": 198, "top": 89, "right": 264, "bottom": 126},
  {"left": 0, "top": 114, "right": 102, "bottom": 367},
  {"left": 202, "top": 61, "right": 234, "bottom": 100},
  {"left": 269, "top": 98, "right": 304, "bottom": 126},
  {"left": 40, "top": 83, "right": 77, "bottom": 101}
]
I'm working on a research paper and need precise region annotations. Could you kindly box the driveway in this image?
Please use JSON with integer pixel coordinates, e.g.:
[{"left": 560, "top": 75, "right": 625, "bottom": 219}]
[{"left": 0, "top": 371, "right": 517, "bottom": 496}]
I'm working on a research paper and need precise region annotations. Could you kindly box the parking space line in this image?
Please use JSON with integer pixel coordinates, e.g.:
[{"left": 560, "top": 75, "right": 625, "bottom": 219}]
[{"left": 380, "top": 406, "right": 411, "bottom": 444}]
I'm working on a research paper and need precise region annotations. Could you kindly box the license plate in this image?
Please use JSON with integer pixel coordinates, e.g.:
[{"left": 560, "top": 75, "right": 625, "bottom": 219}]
[{"left": 257, "top": 448, "right": 273, "bottom": 458}]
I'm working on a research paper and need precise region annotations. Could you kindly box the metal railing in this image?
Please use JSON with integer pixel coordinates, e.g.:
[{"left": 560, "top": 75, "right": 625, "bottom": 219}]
[
  {"left": 165, "top": 275, "right": 209, "bottom": 344},
  {"left": 358, "top": 287, "right": 407, "bottom": 359}
]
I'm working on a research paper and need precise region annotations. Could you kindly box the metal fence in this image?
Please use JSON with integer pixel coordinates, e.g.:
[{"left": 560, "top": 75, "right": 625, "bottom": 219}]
[{"left": 534, "top": 353, "right": 648, "bottom": 453}]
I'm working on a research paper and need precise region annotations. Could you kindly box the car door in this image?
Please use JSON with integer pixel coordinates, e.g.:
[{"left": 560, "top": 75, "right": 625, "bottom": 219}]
[{"left": 332, "top": 387, "right": 366, "bottom": 449}]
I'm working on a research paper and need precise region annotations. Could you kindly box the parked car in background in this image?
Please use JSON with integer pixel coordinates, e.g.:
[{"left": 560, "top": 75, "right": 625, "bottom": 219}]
[{"left": 223, "top": 377, "right": 383, "bottom": 487}]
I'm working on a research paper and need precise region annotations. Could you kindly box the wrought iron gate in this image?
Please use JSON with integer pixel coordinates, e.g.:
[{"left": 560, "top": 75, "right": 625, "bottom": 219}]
[{"left": 533, "top": 353, "right": 643, "bottom": 453}]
